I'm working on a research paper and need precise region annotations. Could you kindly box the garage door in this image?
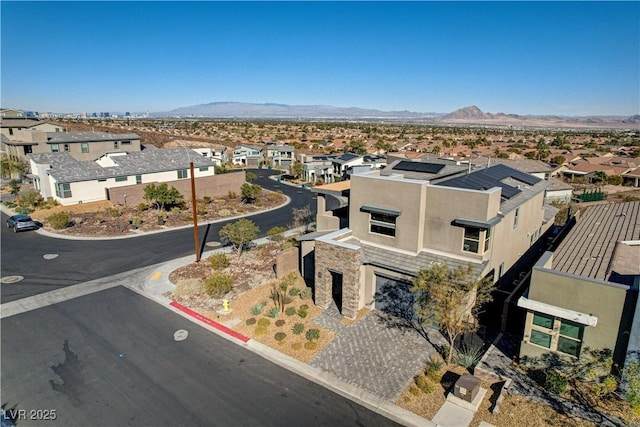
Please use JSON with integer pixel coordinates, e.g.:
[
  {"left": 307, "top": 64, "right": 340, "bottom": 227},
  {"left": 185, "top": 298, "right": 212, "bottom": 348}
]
[{"left": 374, "top": 274, "right": 415, "bottom": 320}]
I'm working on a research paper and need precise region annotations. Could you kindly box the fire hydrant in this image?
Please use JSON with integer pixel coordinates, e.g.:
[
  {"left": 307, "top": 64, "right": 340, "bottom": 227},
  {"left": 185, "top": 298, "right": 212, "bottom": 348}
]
[{"left": 222, "top": 299, "right": 230, "bottom": 312}]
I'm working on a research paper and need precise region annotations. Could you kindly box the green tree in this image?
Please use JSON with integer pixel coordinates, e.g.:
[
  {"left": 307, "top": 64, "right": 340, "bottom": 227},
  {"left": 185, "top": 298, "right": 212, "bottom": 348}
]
[
  {"left": 0, "top": 155, "right": 28, "bottom": 181},
  {"left": 344, "top": 140, "right": 367, "bottom": 155},
  {"left": 219, "top": 218, "right": 260, "bottom": 257},
  {"left": 290, "top": 161, "right": 304, "bottom": 179},
  {"left": 9, "top": 179, "right": 21, "bottom": 197},
  {"left": 412, "top": 263, "right": 493, "bottom": 366},
  {"left": 143, "top": 183, "right": 184, "bottom": 211},
  {"left": 550, "top": 155, "right": 566, "bottom": 165},
  {"left": 240, "top": 183, "right": 262, "bottom": 203},
  {"left": 245, "top": 171, "right": 257, "bottom": 182}
]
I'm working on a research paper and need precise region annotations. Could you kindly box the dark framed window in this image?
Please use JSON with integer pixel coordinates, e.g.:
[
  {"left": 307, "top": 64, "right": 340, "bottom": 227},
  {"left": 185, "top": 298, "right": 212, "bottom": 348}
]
[
  {"left": 51, "top": 144, "right": 59, "bottom": 152},
  {"left": 115, "top": 176, "right": 128, "bottom": 182},
  {"left": 369, "top": 212, "right": 396, "bottom": 237},
  {"left": 177, "top": 169, "right": 188, "bottom": 179},
  {"left": 81, "top": 143, "right": 89, "bottom": 153},
  {"left": 55, "top": 183, "right": 72, "bottom": 198}
]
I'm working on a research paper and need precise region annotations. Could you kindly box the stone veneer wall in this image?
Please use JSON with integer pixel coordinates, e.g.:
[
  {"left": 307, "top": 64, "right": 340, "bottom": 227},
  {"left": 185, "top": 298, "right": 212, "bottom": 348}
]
[
  {"left": 108, "top": 171, "right": 244, "bottom": 206},
  {"left": 275, "top": 247, "right": 299, "bottom": 279},
  {"left": 314, "top": 240, "right": 362, "bottom": 319}
]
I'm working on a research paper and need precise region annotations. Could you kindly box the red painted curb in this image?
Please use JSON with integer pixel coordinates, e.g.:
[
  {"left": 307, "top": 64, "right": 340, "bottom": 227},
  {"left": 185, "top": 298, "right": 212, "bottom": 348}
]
[{"left": 170, "top": 301, "right": 250, "bottom": 343}]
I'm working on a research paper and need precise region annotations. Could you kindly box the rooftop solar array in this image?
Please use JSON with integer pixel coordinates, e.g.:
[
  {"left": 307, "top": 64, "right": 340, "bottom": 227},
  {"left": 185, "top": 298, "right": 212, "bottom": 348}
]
[
  {"left": 435, "top": 164, "right": 541, "bottom": 199},
  {"left": 393, "top": 161, "right": 446, "bottom": 174}
]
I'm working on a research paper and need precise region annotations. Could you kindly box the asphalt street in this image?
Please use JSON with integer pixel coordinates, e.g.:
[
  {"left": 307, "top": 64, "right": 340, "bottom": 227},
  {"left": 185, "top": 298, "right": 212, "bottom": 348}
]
[
  {"left": 2, "top": 286, "right": 398, "bottom": 426},
  {"left": 0, "top": 169, "right": 317, "bottom": 303}
]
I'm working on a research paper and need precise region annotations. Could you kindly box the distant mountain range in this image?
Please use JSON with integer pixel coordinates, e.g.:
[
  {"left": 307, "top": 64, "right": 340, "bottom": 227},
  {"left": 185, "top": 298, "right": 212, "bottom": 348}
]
[{"left": 151, "top": 102, "right": 639, "bottom": 129}]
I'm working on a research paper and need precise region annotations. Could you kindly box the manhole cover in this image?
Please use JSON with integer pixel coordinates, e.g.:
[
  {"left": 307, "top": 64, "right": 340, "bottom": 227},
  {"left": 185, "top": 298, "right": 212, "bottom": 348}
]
[
  {"left": 206, "top": 241, "right": 222, "bottom": 248},
  {"left": 43, "top": 254, "right": 59, "bottom": 260},
  {"left": 174, "top": 329, "right": 188, "bottom": 341},
  {"left": 0, "top": 275, "right": 24, "bottom": 284}
]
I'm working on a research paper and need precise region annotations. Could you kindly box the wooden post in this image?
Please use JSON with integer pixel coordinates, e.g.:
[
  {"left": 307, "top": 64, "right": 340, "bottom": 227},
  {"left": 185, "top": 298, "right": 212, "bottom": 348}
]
[{"left": 190, "top": 162, "right": 200, "bottom": 262}]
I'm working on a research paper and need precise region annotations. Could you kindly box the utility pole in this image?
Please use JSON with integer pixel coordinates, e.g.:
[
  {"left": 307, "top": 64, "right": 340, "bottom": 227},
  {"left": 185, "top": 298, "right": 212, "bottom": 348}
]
[{"left": 190, "top": 162, "right": 200, "bottom": 262}]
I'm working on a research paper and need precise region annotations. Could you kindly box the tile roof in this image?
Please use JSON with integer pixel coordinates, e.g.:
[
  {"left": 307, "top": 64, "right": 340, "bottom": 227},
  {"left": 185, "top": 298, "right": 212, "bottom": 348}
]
[
  {"left": 0, "top": 118, "right": 42, "bottom": 128},
  {"left": 29, "top": 148, "right": 215, "bottom": 183},
  {"left": 552, "top": 202, "right": 640, "bottom": 282}
]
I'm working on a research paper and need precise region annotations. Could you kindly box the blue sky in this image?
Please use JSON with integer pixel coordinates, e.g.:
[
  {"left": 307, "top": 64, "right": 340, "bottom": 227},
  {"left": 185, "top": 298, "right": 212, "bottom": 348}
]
[{"left": 2, "top": 1, "right": 638, "bottom": 116}]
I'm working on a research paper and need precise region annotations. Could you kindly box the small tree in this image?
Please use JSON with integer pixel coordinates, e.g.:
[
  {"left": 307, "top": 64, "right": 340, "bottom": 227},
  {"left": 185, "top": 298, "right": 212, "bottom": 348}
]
[
  {"left": 240, "top": 183, "right": 262, "bottom": 203},
  {"left": 219, "top": 218, "right": 259, "bottom": 257},
  {"left": 9, "top": 179, "right": 21, "bottom": 197},
  {"left": 0, "top": 155, "right": 28, "bottom": 181},
  {"left": 245, "top": 171, "right": 257, "bottom": 182},
  {"left": 290, "top": 161, "right": 304, "bottom": 179},
  {"left": 143, "top": 183, "right": 184, "bottom": 211},
  {"left": 412, "top": 263, "right": 493, "bottom": 366}
]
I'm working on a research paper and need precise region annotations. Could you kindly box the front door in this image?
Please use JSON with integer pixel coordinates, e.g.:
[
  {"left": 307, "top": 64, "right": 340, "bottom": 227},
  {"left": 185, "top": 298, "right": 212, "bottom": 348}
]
[{"left": 330, "top": 270, "right": 343, "bottom": 312}]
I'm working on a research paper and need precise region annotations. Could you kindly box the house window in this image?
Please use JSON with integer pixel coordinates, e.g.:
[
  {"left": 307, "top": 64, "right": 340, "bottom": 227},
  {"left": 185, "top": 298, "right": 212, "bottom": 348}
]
[
  {"left": 498, "top": 262, "right": 505, "bottom": 279},
  {"left": 55, "top": 183, "right": 72, "bottom": 198},
  {"left": 115, "top": 176, "right": 128, "bottom": 182},
  {"left": 136, "top": 175, "right": 142, "bottom": 184},
  {"left": 199, "top": 166, "right": 209, "bottom": 172},
  {"left": 114, "top": 141, "right": 119, "bottom": 149},
  {"left": 81, "top": 143, "right": 89, "bottom": 153},
  {"left": 463, "top": 227, "right": 480, "bottom": 253},
  {"left": 528, "top": 312, "right": 584, "bottom": 357},
  {"left": 514, "top": 208, "right": 520, "bottom": 228},
  {"left": 63, "top": 144, "right": 70, "bottom": 152},
  {"left": 23, "top": 146, "right": 32, "bottom": 155},
  {"left": 177, "top": 169, "right": 188, "bottom": 179},
  {"left": 484, "top": 227, "right": 491, "bottom": 252},
  {"left": 8, "top": 128, "right": 13, "bottom": 136},
  {"left": 122, "top": 140, "right": 131, "bottom": 145},
  {"left": 369, "top": 212, "right": 396, "bottom": 237},
  {"left": 51, "top": 144, "right": 59, "bottom": 152}
]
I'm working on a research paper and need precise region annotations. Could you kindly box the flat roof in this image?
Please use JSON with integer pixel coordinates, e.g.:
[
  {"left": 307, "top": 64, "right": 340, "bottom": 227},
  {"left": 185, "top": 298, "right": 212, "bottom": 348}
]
[
  {"left": 313, "top": 180, "right": 351, "bottom": 192},
  {"left": 552, "top": 201, "right": 640, "bottom": 281}
]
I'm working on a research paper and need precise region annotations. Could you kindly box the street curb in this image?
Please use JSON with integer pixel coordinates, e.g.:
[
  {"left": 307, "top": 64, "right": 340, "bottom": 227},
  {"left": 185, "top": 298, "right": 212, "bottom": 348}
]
[{"left": 169, "top": 301, "right": 250, "bottom": 343}]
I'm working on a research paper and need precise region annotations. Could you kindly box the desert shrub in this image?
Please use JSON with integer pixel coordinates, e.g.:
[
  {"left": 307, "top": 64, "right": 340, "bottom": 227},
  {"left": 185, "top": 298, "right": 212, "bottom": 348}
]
[
  {"left": 209, "top": 253, "right": 230, "bottom": 270},
  {"left": 171, "top": 206, "right": 181, "bottom": 215},
  {"left": 274, "top": 332, "right": 287, "bottom": 342},
  {"left": 258, "top": 318, "right": 270, "bottom": 327},
  {"left": 275, "top": 319, "right": 285, "bottom": 327},
  {"left": 217, "top": 199, "right": 226, "bottom": 205},
  {"left": 409, "top": 386, "right": 421, "bottom": 396},
  {"left": 245, "top": 318, "right": 257, "bottom": 326},
  {"left": 425, "top": 357, "right": 443, "bottom": 382},
  {"left": 454, "top": 342, "right": 484, "bottom": 369},
  {"left": 172, "top": 278, "right": 203, "bottom": 298},
  {"left": 284, "top": 296, "right": 293, "bottom": 304},
  {"left": 227, "top": 191, "right": 238, "bottom": 199},
  {"left": 297, "top": 308, "right": 308, "bottom": 319},
  {"left": 267, "top": 307, "right": 279, "bottom": 318},
  {"left": 203, "top": 273, "right": 233, "bottom": 298},
  {"left": 197, "top": 205, "right": 207, "bottom": 215},
  {"left": 544, "top": 370, "right": 568, "bottom": 395},
  {"left": 285, "top": 307, "right": 296, "bottom": 316},
  {"left": 18, "top": 190, "right": 43, "bottom": 208},
  {"left": 305, "top": 328, "right": 320, "bottom": 342},
  {"left": 15, "top": 206, "right": 33, "bottom": 214},
  {"left": 181, "top": 216, "right": 193, "bottom": 222},
  {"left": 43, "top": 197, "right": 60, "bottom": 209},
  {"left": 254, "top": 326, "right": 267, "bottom": 335},
  {"left": 251, "top": 303, "right": 264, "bottom": 315},
  {"left": 414, "top": 375, "right": 435, "bottom": 394},
  {"left": 48, "top": 212, "right": 70, "bottom": 230},
  {"left": 137, "top": 202, "right": 148, "bottom": 211},
  {"left": 203, "top": 196, "right": 212, "bottom": 204},
  {"left": 304, "top": 341, "right": 318, "bottom": 350},
  {"left": 299, "top": 287, "right": 312, "bottom": 300},
  {"left": 3, "top": 201, "right": 16, "bottom": 208},
  {"left": 288, "top": 287, "right": 300, "bottom": 297},
  {"left": 267, "top": 226, "right": 286, "bottom": 241},
  {"left": 299, "top": 304, "right": 309, "bottom": 310},
  {"left": 218, "top": 209, "right": 231, "bottom": 217},
  {"left": 623, "top": 195, "right": 640, "bottom": 202},
  {"left": 132, "top": 217, "right": 142, "bottom": 227},
  {"left": 291, "top": 343, "right": 302, "bottom": 351},
  {"left": 292, "top": 323, "right": 305, "bottom": 335},
  {"left": 109, "top": 207, "right": 121, "bottom": 217}
]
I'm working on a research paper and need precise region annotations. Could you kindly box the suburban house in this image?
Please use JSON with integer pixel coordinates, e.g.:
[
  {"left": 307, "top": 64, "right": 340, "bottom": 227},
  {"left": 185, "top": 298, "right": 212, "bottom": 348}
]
[
  {"left": 28, "top": 148, "right": 217, "bottom": 206},
  {"left": 622, "top": 166, "right": 640, "bottom": 187},
  {"left": 301, "top": 154, "right": 337, "bottom": 184},
  {"left": 2, "top": 130, "right": 141, "bottom": 162},
  {"left": 518, "top": 202, "right": 639, "bottom": 367},
  {"left": 192, "top": 144, "right": 229, "bottom": 166},
  {"left": 331, "top": 153, "right": 366, "bottom": 180},
  {"left": 232, "top": 144, "right": 263, "bottom": 166},
  {"left": 1, "top": 119, "right": 65, "bottom": 152},
  {"left": 304, "top": 158, "right": 557, "bottom": 319},
  {"left": 265, "top": 143, "right": 295, "bottom": 167}
]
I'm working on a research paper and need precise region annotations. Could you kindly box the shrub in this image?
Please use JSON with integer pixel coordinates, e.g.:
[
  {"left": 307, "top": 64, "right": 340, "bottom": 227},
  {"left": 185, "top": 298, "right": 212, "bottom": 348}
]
[
  {"left": 203, "top": 196, "right": 212, "bottom": 204},
  {"left": 137, "top": 202, "right": 148, "bottom": 211},
  {"left": 203, "top": 273, "right": 233, "bottom": 298},
  {"left": 544, "top": 370, "right": 568, "bottom": 395},
  {"left": 254, "top": 326, "right": 267, "bottom": 335},
  {"left": 285, "top": 307, "right": 296, "bottom": 316},
  {"left": 274, "top": 332, "right": 286, "bottom": 342},
  {"left": 304, "top": 341, "right": 318, "bottom": 350},
  {"left": 132, "top": 217, "right": 142, "bottom": 227},
  {"left": 299, "top": 304, "right": 309, "bottom": 310},
  {"left": 414, "top": 375, "right": 435, "bottom": 394},
  {"left": 305, "top": 328, "right": 320, "bottom": 342},
  {"left": 291, "top": 343, "right": 302, "bottom": 351},
  {"left": 251, "top": 304, "right": 264, "bottom": 315},
  {"left": 299, "top": 287, "right": 312, "bottom": 300},
  {"left": 245, "top": 318, "right": 257, "bottom": 326},
  {"left": 425, "top": 357, "right": 443, "bottom": 382},
  {"left": 209, "top": 253, "right": 230, "bottom": 270},
  {"left": 454, "top": 342, "right": 484, "bottom": 369},
  {"left": 18, "top": 190, "right": 43, "bottom": 208},
  {"left": 197, "top": 205, "right": 207, "bottom": 215},
  {"left": 297, "top": 308, "right": 308, "bottom": 319},
  {"left": 171, "top": 206, "right": 181, "bottom": 215},
  {"left": 48, "top": 212, "right": 70, "bottom": 230},
  {"left": 288, "top": 287, "right": 300, "bottom": 297},
  {"left": 267, "top": 226, "right": 286, "bottom": 241},
  {"left": 227, "top": 191, "right": 238, "bottom": 199},
  {"left": 257, "top": 318, "right": 270, "bottom": 327},
  {"left": 275, "top": 319, "right": 285, "bottom": 327},
  {"left": 172, "top": 278, "right": 203, "bottom": 298},
  {"left": 218, "top": 209, "right": 231, "bottom": 217},
  {"left": 292, "top": 323, "right": 305, "bottom": 335},
  {"left": 267, "top": 307, "right": 279, "bottom": 318},
  {"left": 409, "top": 386, "right": 421, "bottom": 396}
]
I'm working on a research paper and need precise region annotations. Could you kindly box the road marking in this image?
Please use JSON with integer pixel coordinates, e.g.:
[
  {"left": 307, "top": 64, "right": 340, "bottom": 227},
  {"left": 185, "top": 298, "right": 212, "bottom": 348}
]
[
  {"left": 151, "top": 271, "right": 163, "bottom": 280},
  {"left": 43, "top": 254, "right": 59, "bottom": 260},
  {"left": 0, "top": 275, "right": 24, "bottom": 284}
]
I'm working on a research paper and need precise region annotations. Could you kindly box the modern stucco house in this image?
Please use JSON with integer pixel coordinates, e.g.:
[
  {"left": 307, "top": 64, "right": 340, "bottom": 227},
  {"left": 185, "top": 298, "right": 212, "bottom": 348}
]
[
  {"left": 265, "top": 143, "right": 294, "bottom": 167},
  {"left": 518, "top": 202, "right": 639, "bottom": 366},
  {"left": 29, "top": 148, "right": 216, "bottom": 206},
  {"left": 232, "top": 144, "right": 263, "bottom": 166},
  {"left": 305, "top": 158, "right": 558, "bottom": 319}
]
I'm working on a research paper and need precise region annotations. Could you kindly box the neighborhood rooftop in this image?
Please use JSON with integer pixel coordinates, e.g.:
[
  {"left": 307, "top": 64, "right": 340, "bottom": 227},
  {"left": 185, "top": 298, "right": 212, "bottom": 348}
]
[
  {"left": 551, "top": 201, "right": 640, "bottom": 282},
  {"left": 29, "top": 148, "right": 215, "bottom": 183},
  {"left": 43, "top": 131, "right": 140, "bottom": 143}
]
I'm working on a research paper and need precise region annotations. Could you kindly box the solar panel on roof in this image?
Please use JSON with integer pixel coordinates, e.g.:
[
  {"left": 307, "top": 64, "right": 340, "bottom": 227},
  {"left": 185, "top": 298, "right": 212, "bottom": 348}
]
[
  {"left": 394, "top": 161, "right": 446, "bottom": 174},
  {"left": 435, "top": 163, "right": 537, "bottom": 199}
]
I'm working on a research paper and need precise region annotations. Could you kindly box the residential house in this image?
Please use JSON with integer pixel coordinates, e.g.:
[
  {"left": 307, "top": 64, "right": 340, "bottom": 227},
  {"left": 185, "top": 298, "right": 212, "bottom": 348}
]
[
  {"left": 518, "top": 202, "right": 639, "bottom": 367},
  {"left": 622, "top": 167, "right": 640, "bottom": 187},
  {"left": 2, "top": 130, "right": 141, "bottom": 162},
  {"left": 232, "top": 144, "right": 263, "bottom": 166},
  {"left": 265, "top": 143, "right": 295, "bottom": 167},
  {"left": 192, "top": 144, "right": 229, "bottom": 166},
  {"left": 301, "top": 155, "right": 337, "bottom": 184},
  {"left": 1, "top": 119, "right": 64, "bottom": 149},
  {"left": 331, "top": 153, "right": 365, "bottom": 180},
  {"left": 29, "top": 148, "right": 216, "bottom": 206},
  {"left": 307, "top": 159, "right": 557, "bottom": 319}
]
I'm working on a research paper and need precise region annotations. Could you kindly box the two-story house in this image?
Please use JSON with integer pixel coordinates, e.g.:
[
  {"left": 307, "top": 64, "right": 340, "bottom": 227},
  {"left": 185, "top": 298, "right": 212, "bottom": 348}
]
[
  {"left": 265, "top": 143, "right": 294, "bottom": 167},
  {"left": 518, "top": 202, "right": 639, "bottom": 367},
  {"left": 232, "top": 144, "right": 263, "bottom": 166},
  {"left": 307, "top": 159, "right": 556, "bottom": 319},
  {"left": 192, "top": 144, "right": 229, "bottom": 166}
]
